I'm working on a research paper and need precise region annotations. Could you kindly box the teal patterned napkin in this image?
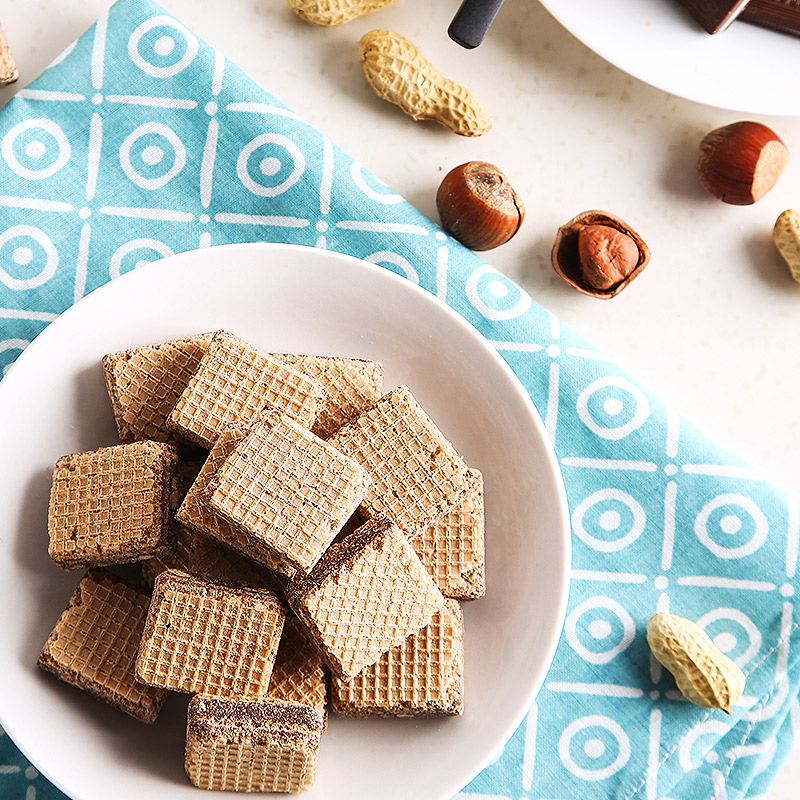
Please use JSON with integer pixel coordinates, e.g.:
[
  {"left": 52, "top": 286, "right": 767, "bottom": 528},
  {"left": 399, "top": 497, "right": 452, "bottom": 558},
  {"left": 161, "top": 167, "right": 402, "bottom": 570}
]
[{"left": 1, "top": 2, "right": 798, "bottom": 798}]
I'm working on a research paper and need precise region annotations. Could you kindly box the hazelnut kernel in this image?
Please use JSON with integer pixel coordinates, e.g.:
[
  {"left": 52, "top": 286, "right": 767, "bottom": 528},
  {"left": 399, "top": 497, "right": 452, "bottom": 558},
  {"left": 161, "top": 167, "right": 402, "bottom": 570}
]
[
  {"left": 436, "top": 161, "right": 524, "bottom": 251},
  {"left": 578, "top": 225, "right": 640, "bottom": 291},
  {"left": 551, "top": 210, "right": 650, "bottom": 299}
]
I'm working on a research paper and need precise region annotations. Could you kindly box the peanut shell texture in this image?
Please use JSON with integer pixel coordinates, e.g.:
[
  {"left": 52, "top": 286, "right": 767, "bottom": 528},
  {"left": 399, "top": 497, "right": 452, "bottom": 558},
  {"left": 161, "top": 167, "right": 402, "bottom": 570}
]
[
  {"left": 647, "top": 612, "right": 745, "bottom": 714},
  {"left": 358, "top": 29, "right": 492, "bottom": 137}
]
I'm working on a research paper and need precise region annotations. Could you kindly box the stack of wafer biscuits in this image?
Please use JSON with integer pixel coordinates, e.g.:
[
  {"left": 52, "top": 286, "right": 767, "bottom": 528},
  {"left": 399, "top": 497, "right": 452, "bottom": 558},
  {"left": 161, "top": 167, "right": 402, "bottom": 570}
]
[{"left": 37, "top": 330, "right": 486, "bottom": 793}]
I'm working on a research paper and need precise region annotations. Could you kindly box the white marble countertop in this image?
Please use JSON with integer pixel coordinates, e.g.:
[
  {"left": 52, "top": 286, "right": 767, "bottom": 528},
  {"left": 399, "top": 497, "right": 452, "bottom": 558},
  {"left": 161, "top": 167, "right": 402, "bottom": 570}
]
[{"left": 2, "top": 0, "right": 799, "bottom": 796}]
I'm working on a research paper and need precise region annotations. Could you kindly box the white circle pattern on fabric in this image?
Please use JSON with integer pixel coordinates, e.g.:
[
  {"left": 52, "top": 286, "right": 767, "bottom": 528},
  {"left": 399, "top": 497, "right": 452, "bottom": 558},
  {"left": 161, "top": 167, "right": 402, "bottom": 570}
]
[
  {"left": 109, "top": 239, "right": 174, "bottom": 279},
  {"left": 558, "top": 716, "right": 631, "bottom": 780},
  {"left": 572, "top": 489, "right": 646, "bottom": 552},
  {"left": 696, "top": 607, "right": 762, "bottom": 667},
  {"left": 2, "top": 119, "right": 71, "bottom": 180},
  {"left": 119, "top": 122, "right": 187, "bottom": 190},
  {"left": 694, "top": 493, "right": 768, "bottom": 559},
  {"left": 127, "top": 16, "right": 198, "bottom": 78},
  {"left": 576, "top": 376, "right": 650, "bottom": 440},
  {"left": 236, "top": 133, "right": 305, "bottom": 197},
  {"left": 465, "top": 264, "right": 531, "bottom": 321},
  {"left": 565, "top": 596, "right": 635, "bottom": 664},
  {"left": 0, "top": 226, "right": 59, "bottom": 290},
  {"left": 364, "top": 251, "right": 419, "bottom": 284},
  {"left": 679, "top": 720, "right": 730, "bottom": 771},
  {"left": 350, "top": 162, "right": 404, "bottom": 205}
]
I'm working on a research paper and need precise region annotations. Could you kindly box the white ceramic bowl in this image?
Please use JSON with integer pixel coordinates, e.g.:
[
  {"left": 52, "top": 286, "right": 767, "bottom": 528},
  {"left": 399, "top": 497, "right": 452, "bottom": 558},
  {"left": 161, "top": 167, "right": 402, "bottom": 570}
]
[
  {"left": 0, "top": 243, "right": 570, "bottom": 800},
  {"left": 538, "top": 0, "right": 800, "bottom": 115}
]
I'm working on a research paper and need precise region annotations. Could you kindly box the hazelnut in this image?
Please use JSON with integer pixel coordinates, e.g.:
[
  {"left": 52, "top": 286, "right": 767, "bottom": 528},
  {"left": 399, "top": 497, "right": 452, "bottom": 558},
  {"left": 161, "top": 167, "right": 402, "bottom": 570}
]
[
  {"left": 551, "top": 210, "right": 650, "bottom": 299},
  {"left": 696, "top": 121, "right": 789, "bottom": 205},
  {"left": 436, "top": 161, "right": 524, "bottom": 250}
]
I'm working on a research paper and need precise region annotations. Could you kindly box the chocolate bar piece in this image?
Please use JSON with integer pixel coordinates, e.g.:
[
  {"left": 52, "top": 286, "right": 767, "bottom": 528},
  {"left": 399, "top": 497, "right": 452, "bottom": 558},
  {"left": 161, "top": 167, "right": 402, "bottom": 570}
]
[
  {"left": 741, "top": 0, "right": 800, "bottom": 35},
  {"left": 674, "top": 0, "right": 752, "bottom": 33}
]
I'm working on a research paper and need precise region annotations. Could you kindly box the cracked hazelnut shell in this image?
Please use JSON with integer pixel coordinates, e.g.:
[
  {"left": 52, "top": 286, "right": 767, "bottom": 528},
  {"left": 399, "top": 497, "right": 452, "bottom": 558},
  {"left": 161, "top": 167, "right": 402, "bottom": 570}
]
[
  {"left": 696, "top": 121, "right": 789, "bottom": 205},
  {"left": 551, "top": 211, "right": 650, "bottom": 299},
  {"left": 436, "top": 161, "right": 525, "bottom": 251}
]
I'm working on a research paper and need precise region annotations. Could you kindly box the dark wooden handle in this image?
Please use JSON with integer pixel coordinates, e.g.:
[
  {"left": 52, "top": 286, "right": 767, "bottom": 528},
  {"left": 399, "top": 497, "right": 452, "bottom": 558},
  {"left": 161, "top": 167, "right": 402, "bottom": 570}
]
[{"left": 448, "top": 0, "right": 507, "bottom": 49}]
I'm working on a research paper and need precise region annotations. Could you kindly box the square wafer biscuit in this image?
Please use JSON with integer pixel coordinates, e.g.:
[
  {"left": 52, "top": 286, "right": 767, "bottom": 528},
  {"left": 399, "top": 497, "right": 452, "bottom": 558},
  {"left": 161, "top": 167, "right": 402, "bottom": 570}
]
[
  {"left": 413, "top": 468, "right": 485, "bottom": 600},
  {"left": 48, "top": 440, "right": 178, "bottom": 570},
  {"left": 331, "top": 599, "right": 463, "bottom": 717},
  {"left": 176, "top": 424, "right": 294, "bottom": 579},
  {"left": 209, "top": 411, "right": 369, "bottom": 573},
  {"left": 273, "top": 354, "right": 383, "bottom": 438},
  {"left": 328, "top": 386, "right": 470, "bottom": 538},
  {"left": 103, "top": 334, "right": 213, "bottom": 446},
  {"left": 169, "top": 331, "right": 325, "bottom": 449},
  {"left": 267, "top": 616, "right": 329, "bottom": 721},
  {"left": 135, "top": 570, "right": 286, "bottom": 698},
  {"left": 288, "top": 517, "right": 445, "bottom": 680},
  {"left": 185, "top": 696, "right": 323, "bottom": 793},
  {"left": 38, "top": 569, "right": 166, "bottom": 723}
]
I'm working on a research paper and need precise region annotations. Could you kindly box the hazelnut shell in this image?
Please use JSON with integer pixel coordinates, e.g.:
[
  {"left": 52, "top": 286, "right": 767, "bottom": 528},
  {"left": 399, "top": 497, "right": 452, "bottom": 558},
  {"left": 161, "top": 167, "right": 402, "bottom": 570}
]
[
  {"left": 436, "top": 161, "right": 524, "bottom": 251},
  {"left": 551, "top": 210, "right": 650, "bottom": 299},
  {"left": 696, "top": 121, "right": 789, "bottom": 206}
]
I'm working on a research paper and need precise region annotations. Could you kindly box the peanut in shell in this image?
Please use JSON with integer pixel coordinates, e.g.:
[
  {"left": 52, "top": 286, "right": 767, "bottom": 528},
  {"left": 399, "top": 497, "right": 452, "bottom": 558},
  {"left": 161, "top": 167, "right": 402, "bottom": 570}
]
[
  {"left": 646, "top": 612, "right": 745, "bottom": 714},
  {"left": 358, "top": 29, "right": 492, "bottom": 137}
]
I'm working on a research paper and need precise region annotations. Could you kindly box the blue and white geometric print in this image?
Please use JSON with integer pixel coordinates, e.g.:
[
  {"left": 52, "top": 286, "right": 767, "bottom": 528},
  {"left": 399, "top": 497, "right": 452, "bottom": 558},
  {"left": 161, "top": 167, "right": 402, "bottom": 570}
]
[{"left": 1, "top": 2, "right": 799, "bottom": 799}]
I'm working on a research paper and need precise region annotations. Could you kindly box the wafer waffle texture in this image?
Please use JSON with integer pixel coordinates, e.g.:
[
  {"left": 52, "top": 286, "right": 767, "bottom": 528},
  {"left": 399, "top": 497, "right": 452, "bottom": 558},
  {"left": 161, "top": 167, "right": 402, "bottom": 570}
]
[
  {"left": 139, "top": 459, "right": 204, "bottom": 587},
  {"left": 103, "top": 334, "right": 213, "bottom": 446},
  {"left": 332, "top": 598, "right": 463, "bottom": 717},
  {"left": 267, "top": 616, "right": 329, "bottom": 722},
  {"left": 0, "top": 26, "right": 18, "bottom": 86},
  {"left": 185, "top": 696, "right": 323, "bottom": 793},
  {"left": 209, "top": 411, "right": 369, "bottom": 573},
  {"left": 169, "top": 331, "right": 325, "bottom": 449},
  {"left": 48, "top": 440, "right": 178, "bottom": 570},
  {"left": 288, "top": 517, "right": 445, "bottom": 680},
  {"left": 139, "top": 518, "right": 198, "bottom": 587},
  {"left": 328, "top": 385, "right": 470, "bottom": 538},
  {"left": 188, "top": 530, "right": 289, "bottom": 595},
  {"left": 273, "top": 354, "right": 384, "bottom": 438},
  {"left": 135, "top": 569, "right": 286, "bottom": 698},
  {"left": 37, "top": 569, "right": 167, "bottom": 723},
  {"left": 176, "top": 424, "right": 295, "bottom": 580},
  {"left": 414, "top": 468, "right": 485, "bottom": 600}
]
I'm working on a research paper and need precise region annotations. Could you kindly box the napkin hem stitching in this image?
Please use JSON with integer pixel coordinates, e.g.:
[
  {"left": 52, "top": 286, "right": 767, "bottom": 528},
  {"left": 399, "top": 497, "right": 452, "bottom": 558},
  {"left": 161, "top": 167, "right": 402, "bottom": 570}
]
[{"left": 624, "top": 616, "right": 800, "bottom": 800}]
